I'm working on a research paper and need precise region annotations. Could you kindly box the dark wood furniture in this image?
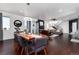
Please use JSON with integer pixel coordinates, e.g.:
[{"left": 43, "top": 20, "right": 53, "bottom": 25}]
[
  {"left": 36, "top": 20, "right": 44, "bottom": 33},
  {"left": 40, "top": 30, "right": 63, "bottom": 37}
]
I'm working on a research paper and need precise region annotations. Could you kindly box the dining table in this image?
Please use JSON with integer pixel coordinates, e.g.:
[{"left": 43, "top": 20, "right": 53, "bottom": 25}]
[
  {"left": 17, "top": 32, "right": 48, "bottom": 41},
  {"left": 16, "top": 32, "right": 48, "bottom": 54}
]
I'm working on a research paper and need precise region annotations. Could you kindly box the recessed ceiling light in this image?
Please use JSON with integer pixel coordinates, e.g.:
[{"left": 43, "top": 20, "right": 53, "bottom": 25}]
[{"left": 58, "top": 9, "right": 63, "bottom": 12}]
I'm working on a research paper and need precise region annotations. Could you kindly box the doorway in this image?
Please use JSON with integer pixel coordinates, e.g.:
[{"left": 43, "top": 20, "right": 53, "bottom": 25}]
[
  {"left": 72, "top": 22, "right": 77, "bottom": 33},
  {"left": 69, "top": 19, "right": 78, "bottom": 33}
]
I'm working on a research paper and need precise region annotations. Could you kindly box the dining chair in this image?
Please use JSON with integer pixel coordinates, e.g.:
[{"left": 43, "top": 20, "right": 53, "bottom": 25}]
[
  {"left": 14, "top": 32, "right": 18, "bottom": 42},
  {"left": 28, "top": 38, "right": 48, "bottom": 55},
  {"left": 14, "top": 33, "right": 20, "bottom": 53},
  {"left": 40, "top": 30, "right": 51, "bottom": 40},
  {"left": 17, "top": 35, "right": 29, "bottom": 55},
  {"left": 14, "top": 33, "right": 48, "bottom": 55}
]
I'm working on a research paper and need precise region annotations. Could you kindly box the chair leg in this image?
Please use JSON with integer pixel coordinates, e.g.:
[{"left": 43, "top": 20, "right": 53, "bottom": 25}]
[
  {"left": 17, "top": 46, "right": 20, "bottom": 52},
  {"left": 14, "top": 43, "right": 18, "bottom": 49},
  {"left": 25, "top": 47, "right": 29, "bottom": 55},
  {"left": 21, "top": 48, "right": 24, "bottom": 55},
  {"left": 35, "top": 52, "right": 37, "bottom": 55},
  {"left": 44, "top": 48, "right": 47, "bottom": 55},
  {"left": 14, "top": 44, "right": 20, "bottom": 52}
]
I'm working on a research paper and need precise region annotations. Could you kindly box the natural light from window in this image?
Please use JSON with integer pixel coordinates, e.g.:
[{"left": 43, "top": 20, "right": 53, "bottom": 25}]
[{"left": 2, "top": 17, "right": 10, "bottom": 30}]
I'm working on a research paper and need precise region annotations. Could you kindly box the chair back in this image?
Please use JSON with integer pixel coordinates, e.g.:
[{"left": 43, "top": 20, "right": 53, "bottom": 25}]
[
  {"left": 14, "top": 33, "right": 19, "bottom": 42},
  {"left": 34, "top": 38, "right": 48, "bottom": 49},
  {"left": 17, "top": 36, "right": 28, "bottom": 47}
]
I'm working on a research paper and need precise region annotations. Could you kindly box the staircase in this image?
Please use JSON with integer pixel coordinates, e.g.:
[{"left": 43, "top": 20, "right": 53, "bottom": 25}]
[{"left": 52, "top": 20, "right": 63, "bottom": 30}]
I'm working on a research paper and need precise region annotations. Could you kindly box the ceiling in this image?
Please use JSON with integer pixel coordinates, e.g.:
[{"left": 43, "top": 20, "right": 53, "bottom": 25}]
[{"left": 0, "top": 3, "right": 79, "bottom": 20}]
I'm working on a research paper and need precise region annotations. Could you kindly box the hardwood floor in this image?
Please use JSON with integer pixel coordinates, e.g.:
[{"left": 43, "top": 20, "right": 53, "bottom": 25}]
[
  {"left": 0, "top": 39, "right": 14, "bottom": 55},
  {"left": 0, "top": 34, "right": 79, "bottom": 55}
]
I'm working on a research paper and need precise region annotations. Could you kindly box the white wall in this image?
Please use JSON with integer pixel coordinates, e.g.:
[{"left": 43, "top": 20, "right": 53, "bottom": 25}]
[
  {"left": 45, "top": 20, "right": 69, "bottom": 33},
  {"left": 1, "top": 10, "right": 78, "bottom": 40},
  {"left": 24, "top": 17, "right": 38, "bottom": 34},
  {"left": 0, "top": 11, "right": 25, "bottom": 40},
  {"left": 44, "top": 11, "right": 79, "bottom": 33},
  {"left": 57, "top": 11, "right": 79, "bottom": 33},
  {"left": 44, "top": 20, "right": 49, "bottom": 30},
  {"left": 59, "top": 21, "right": 69, "bottom": 33}
]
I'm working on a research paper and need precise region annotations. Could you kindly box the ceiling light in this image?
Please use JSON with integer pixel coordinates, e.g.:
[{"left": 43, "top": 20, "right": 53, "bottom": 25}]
[{"left": 58, "top": 9, "right": 63, "bottom": 12}]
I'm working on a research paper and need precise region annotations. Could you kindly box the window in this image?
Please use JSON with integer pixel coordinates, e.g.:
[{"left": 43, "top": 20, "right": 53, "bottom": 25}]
[{"left": 2, "top": 16, "right": 10, "bottom": 30}]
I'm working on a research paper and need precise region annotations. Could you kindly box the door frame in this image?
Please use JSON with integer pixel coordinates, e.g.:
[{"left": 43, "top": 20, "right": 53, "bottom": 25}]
[{"left": 69, "top": 19, "right": 78, "bottom": 33}]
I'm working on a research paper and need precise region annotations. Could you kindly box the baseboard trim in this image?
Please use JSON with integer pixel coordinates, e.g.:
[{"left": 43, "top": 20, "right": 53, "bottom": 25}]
[{"left": 0, "top": 38, "right": 14, "bottom": 41}]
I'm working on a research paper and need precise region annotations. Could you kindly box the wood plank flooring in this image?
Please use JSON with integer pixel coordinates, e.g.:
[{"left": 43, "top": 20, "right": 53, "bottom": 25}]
[{"left": 0, "top": 34, "right": 79, "bottom": 55}]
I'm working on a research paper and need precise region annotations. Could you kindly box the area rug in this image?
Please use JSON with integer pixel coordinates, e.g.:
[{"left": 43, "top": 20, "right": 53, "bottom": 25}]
[{"left": 70, "top": 39, "right": 79, "bottom": 43}]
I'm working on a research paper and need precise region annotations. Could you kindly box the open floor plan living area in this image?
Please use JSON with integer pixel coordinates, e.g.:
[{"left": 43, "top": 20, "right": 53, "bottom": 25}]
[{"left": 0, "top": 3, "right": 79, "bottom": 55}]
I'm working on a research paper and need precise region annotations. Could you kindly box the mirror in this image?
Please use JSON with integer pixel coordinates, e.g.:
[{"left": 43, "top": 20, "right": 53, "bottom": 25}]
[{"left": 14, "top": 20, "right": 22, "bottom": 27}]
